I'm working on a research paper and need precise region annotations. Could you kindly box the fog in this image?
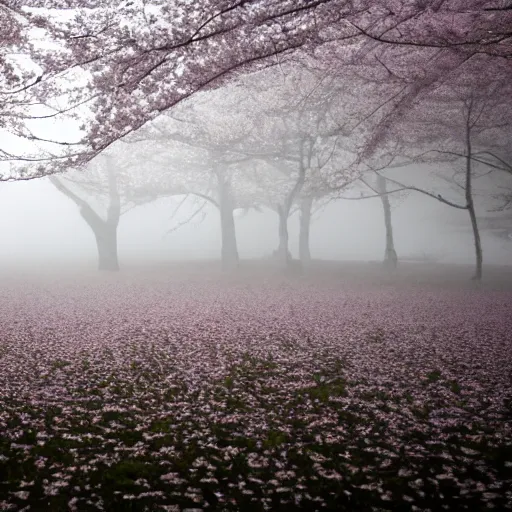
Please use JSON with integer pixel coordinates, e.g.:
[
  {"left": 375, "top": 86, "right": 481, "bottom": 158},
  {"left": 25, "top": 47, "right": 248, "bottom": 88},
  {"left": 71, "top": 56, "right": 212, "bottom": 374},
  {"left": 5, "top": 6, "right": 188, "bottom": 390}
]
[
  {"left": 1, "top": 175, "right": 510, "bottom": 270},
  {"left": 2, "top": 62, "right": 510, "bottom": 275}
]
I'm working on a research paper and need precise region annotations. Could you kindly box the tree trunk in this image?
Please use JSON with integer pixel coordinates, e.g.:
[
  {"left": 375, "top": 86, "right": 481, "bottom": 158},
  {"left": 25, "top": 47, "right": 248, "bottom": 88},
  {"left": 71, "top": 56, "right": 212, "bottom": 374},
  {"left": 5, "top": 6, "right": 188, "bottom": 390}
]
[
  {"left": 218, "top": 177, "right": 239, "bottom": 270},
  {"left": 220, "top": 205, "right": 239, "bottom": 270},
  {"left": 95, "top": 223, "right": 119, "bottom": 271},
  {"left": 467, "top": 203, "right": 482, "bottom": 280},
  {"left": 51, "top": 172, "right": 121, "bottom": 272},
  {"left": 465, "top": 112, "right": 482, "bottom": 281},
  {"left": 276, "top": 205, "right": 291, "bottom": 267},
  {"left": 377, "top": 175, "right": 398, "bottom": 269},
  {"left": 273, "top": 139, "right": 308, "bottom": 269},
  {"left": 299, "top": 196, "right": 312, "bottom": 265},
  {"left": 80, "top": 204, "right": 120, "bottom": 272}
]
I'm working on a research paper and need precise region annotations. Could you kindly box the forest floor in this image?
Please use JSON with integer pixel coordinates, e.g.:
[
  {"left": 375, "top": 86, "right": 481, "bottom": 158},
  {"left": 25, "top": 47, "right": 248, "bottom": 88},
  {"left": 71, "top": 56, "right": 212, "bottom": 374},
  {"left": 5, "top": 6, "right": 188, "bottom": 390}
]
[{"left": 0, "top": 260, "right": 511, "bottom": 511}]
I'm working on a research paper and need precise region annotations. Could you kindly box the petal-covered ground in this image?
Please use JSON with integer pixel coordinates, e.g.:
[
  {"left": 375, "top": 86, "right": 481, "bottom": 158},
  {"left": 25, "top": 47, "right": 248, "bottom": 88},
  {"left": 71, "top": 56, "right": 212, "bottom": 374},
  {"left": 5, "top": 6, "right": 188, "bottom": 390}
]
[{"left": 0, "top": 264, "right": 511, "bottom": 511}]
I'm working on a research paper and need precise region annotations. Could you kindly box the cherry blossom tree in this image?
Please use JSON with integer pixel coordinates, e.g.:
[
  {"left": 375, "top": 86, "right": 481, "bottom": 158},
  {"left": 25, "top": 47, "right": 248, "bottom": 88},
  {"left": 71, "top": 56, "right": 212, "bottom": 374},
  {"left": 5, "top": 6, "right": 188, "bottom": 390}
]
[
  {"left": 49, "top": 151, "right": 171, "bottom": 271},
  {"left": 119, "top": 90, "right": 267, "bottom": 270},
  {"left": 232, "top": 62, "right": 359, "bottom": 267},
  {"left": 0, "top": 1, "right": 350, "bottom": 179},
  {"left": 2, "top": 1, "right": 511, "bottom": 180},
  {"left": 117, "top": 62, "right": 354, "bottom": 269},
  {"left": 51, "top": 159, "right": 122, "bottom": 271},
  {"left": 366, "top": 58, "right": 512, "bottom": 280}
]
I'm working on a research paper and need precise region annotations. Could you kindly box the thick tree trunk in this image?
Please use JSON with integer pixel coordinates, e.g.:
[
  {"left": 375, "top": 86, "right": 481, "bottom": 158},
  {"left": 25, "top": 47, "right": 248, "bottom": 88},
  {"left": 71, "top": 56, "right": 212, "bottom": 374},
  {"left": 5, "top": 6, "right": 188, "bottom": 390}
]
[
  {"left": 218, "top": 177, "right": 239, "bottom": 270},
  {"left": 299, "top": 196, "right": 312, "bottom": 265},
  {"left": 465, "top": 116, "right": 482, "bottom": 281},
  {"left": 377, "top": 175, "right": 398, "bottom": 269},
  {"left": 220, "top": 206, "right": 239, "bottom": 270},
  {"left": 50, "top": 165, "right": 121, "bottom": 272},
  {"left": 80, "top": 205, "right": 120, "bottom": 272},
  {"left": 95, "top": 224, "right": 119, "bottom": 271}
]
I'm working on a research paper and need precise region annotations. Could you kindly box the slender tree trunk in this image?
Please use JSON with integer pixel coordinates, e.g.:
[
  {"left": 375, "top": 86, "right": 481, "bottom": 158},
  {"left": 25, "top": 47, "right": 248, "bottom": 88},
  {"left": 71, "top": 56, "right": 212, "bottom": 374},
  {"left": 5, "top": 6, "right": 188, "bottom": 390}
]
[
  {"left": 276, "top": 205, "right": 291, "bottom": 267},
  {"left": 467, "top": 203, "right": 482, "bottom": 280},
  {"left": 299, "top": 196, "right": 313, "bottom": 265},
  {"left": 465, "top": 112, "right": 482, "bottom": 281},
  {"left": 377, "top": 175, "right": 398, "bottom": 269},
  {"left": 218, "top": 176, "right": 239, "bottom": 270},
  {"left": 273, "top": 138, "right": 309, "bottom": 269}
]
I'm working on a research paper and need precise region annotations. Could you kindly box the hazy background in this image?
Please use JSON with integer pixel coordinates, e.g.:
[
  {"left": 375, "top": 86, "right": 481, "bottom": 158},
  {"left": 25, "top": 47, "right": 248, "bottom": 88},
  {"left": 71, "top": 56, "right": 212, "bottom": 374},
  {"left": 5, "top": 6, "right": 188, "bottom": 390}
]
[{"left": 1, "top": 176, "right": 510, "bottom": 269}]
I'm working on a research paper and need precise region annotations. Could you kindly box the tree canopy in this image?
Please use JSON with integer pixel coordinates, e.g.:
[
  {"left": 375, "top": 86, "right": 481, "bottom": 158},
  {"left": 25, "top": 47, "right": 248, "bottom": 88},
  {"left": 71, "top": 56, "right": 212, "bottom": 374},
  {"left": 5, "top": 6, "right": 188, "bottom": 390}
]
[{"left": 1, "top": 1, "right": 511, "bottom": 180}]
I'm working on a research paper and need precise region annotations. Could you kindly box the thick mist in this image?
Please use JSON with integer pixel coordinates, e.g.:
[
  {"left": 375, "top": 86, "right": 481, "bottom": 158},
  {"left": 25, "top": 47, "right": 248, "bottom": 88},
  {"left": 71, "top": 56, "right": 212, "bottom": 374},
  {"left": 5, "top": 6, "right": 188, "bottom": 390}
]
[{"left": 1, "top": 176, "right": 510, "bottom": 270}]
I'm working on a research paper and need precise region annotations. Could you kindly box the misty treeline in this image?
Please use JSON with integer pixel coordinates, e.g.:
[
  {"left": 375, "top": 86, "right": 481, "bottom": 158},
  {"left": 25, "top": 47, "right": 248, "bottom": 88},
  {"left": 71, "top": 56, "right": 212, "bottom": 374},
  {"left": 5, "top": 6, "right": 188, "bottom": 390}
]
[{"left": 1, "top": 2, "right": 511, "bottom": 279}]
